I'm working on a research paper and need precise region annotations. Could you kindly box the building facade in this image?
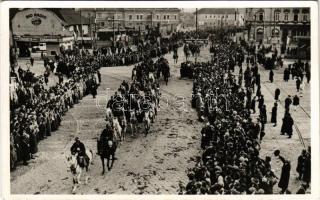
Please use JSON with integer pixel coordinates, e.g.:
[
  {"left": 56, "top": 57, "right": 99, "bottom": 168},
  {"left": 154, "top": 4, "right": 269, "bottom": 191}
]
[
  {"left": 245, "top": 8, "right": 310, "bottom": 57},
  {"left": 80, "top": 8, "right": 181, "bottom": 36},
  {"left": 197, "top": 8, "right": 245, "bottom": 30},
  {"left": 11, "top": 8, "right": 94, "bottom": 57}
]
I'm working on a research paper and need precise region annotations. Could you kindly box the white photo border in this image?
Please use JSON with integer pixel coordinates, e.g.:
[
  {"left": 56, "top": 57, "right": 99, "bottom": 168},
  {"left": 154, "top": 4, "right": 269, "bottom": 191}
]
[{"left": 0, "top": 1, "right": 319, "bottom": 200}]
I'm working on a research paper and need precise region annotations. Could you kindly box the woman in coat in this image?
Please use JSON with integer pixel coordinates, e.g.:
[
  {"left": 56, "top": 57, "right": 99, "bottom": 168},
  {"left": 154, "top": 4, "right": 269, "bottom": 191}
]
[
  {"left": 271, "top": 103, "right": 278, "bottom": 127},
  {"left": 278, "top": 156, "right": 291, "bottom": 194},
  {"left": 274, "top": 88, "right": 280, "bottom": 101}
]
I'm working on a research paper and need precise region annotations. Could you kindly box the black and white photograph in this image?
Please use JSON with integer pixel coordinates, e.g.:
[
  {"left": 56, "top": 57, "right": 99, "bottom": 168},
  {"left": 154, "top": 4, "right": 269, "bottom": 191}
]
[{"left": 0, "top": 1, "right": 319, "bottom": 198}]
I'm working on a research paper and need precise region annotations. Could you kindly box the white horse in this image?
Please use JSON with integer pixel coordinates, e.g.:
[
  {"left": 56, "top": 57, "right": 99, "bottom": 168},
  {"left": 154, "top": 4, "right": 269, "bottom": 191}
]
[
  {"left": 149, "top": 102, "right": 156, "bottom": 123},
  {"left": 129, "top": 110, "right": 138, "bottom": 136},
  {"left": 118, "top": 115, "right": 127, "bottom": 141},
  {"left": 66, "top": 149, "right": 93, "bottom": 194},
  {"left": 112, "top": 117, "right": 122, "bottom": 142},
  {"left": 143, "top": 111, "right": 151, "bottom": 135},
  {"left": 105, "top": 107, "right": 113, "bottom": 122}
]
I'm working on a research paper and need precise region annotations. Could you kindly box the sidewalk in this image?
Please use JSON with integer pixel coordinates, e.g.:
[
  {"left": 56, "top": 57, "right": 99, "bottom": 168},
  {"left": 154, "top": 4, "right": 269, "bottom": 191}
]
[{"left": 255, "top": 60, "right": 311, "bottom": 193}]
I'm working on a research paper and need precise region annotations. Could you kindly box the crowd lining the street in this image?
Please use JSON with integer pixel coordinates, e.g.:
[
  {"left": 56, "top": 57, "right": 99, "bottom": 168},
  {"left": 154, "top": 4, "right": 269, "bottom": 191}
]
[{"left": 180, "top": 33, "right": 311, "bottom": 194}]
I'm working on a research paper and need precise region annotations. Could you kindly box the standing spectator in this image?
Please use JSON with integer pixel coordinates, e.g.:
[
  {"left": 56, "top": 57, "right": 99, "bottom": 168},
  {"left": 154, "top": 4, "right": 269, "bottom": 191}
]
[
  {"left": 303, "top": 146, "right": 311, "bottom": 188},
  {"left": 30, "top": 56, "right": 34, "bottom": 66},
  {"left": 271, "top": 102, "right": 278, "bottom": 127},
  {"left": 293, "top": 95, "right": 300, "bottom": 111},
  {"left": 296, "top": 149, "right": 306, "bottom": 180},
  {"left": 284, "top": 95, "right": 292, "bottom": 111},
  {"left": 258, "top": 95, "right": 264, "bottom": 111},
  {"left": 275, "top": 151, "right": 291, "bottom": 194},
  {"left": 283, "top": 68, "right": 290, "bottom": 82},
  {"left": 251, "top": 96, "right": 256, "bottom": 114},
  {"left": 281, "top": 113, "right": 294, "bottom": 138},
  {"left": 274, "top": 88, "right": 280, "bottom": 101},
  {"left": 305, "top": 62, "right": 311, "bottom": 83},
  {"left": 296, "top": 77, "right": 301, "bottom": 92},
  {"left": 260, "top": 104, "right": 267, "bottom": 127},
  {"left": 269, "top": 69, "right": 274, "bottom": 83}
]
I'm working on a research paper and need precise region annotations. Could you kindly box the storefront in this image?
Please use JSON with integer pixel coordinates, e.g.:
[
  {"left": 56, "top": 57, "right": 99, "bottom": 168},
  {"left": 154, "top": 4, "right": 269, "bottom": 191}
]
[{"left": 11, "top": 9, "right": 74, "bottom": 57}]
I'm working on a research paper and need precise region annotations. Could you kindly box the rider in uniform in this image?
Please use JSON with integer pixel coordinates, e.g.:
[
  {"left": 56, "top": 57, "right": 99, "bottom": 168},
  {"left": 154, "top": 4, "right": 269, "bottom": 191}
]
[
  {"left": 98, "top": 122, "right": 117, "bottom": 156},
  {"left": 70, "top": 137, "right": 89, "bottom": 167}
]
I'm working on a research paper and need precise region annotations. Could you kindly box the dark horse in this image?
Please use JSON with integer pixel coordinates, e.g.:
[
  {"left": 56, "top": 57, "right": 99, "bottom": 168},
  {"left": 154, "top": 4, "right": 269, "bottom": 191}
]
[
  {"left": 98, "top": 138, "right": 118, "bottom": 174},
  {"left": 159, "top": 58, "right": 170, "bottom": 85},
  {"left": 162, "top": 66, "right": 170, "bottom": 85}
]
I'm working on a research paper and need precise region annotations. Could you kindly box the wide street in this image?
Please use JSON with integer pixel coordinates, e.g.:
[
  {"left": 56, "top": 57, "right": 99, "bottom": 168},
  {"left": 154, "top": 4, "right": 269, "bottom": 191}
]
[{"left": 11, "top": 44, "right": 310, "bottom": 194}]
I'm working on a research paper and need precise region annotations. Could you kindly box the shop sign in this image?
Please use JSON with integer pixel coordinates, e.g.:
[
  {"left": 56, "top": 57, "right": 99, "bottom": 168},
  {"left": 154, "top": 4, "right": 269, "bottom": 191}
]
[{"left": 26, "top": 13, "right": 47, "bottom": 26}]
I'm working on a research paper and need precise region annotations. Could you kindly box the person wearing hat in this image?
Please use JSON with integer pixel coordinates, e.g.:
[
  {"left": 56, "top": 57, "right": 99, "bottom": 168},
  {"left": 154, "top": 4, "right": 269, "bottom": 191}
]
[
  {"left": 70, "top": 137, "right": 89, "bottom": 166},
  {"left": 271, "top": 102, "right": 278, "bottom": 127},
  {"left": 275, "top": 150, "right": 291, "bottom": 194},
  {"left": 97, "top": 123, "right": 114, "bottom": 155}
]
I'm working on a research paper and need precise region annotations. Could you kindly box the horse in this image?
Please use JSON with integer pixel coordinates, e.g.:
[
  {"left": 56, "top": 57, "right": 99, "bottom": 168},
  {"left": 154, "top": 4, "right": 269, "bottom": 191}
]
[
  {"left": 128, "top": 110, "right": 138, "bottom": 136},
  {"left": 118, "top": 115, "right": 127, "bottom": 141},
  {"left": 105, "top": 107, "right": 113, "bottom": 123},
  {"left": 143, "top": 110, "right": 151, "bottom": 136},
  {"left": 149, "top": 102, "right": 156, "bottom": 123},
  {"left": 162, "top": 67, "right": 170, "bottom": 86},
  {"left": 66, "top": 149, "right": 93, "bottom": 194},
  {"left": 112, "top": 117, "right": 122, "bottom": 142},
  {"left": 183, "top": 44, "right": 190, "bottom": 61},
  {"left": 100, "top": 139, "right": 117, "bottom": 174}
]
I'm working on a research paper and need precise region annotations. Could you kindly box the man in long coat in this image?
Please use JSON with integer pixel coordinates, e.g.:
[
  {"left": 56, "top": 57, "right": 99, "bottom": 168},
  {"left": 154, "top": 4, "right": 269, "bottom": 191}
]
[
  {"left": 278, "top": 155, "right": 291, "bottom": 194},
  {"left": 271, "top": 102, "right": 278, "bottom": 127}
]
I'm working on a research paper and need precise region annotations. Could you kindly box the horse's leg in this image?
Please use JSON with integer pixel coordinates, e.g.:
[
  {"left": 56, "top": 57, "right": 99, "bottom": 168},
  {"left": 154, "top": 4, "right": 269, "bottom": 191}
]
[
  {"left": 130, "top": 123, "right": 133, "bottom": 136},
  {"left": 101, "top": 156, "right": 105, "bottom": 175},
  {"left": 85, "top": 170, "right": 89, "bottom": 185},
  {"left": 110, "top": 153, "right": 115, "bottom": 169},
  {"left": 77, "top": 169, "right": 82, "bottom": 184},
  {"left": 72, "top": 183, "right": 77, "bottom": 194},
  {"left": 107, "top": 156, "right": 111, "bottom": 171}
]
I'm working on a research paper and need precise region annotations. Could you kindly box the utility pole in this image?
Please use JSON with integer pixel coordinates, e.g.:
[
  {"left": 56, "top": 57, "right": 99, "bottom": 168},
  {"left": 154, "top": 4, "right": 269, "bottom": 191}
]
[
  {"left": 80, "top": 9, "right": 83, "bottom": 47},
  {"left": 94, "top": 9, "right": 97, "bottom": 48},
  {"left": 113, "top": 15, "right": 115, "bottom": 43},
  {"left": 89, "top": 12, "right": 93, "bottom": 49},
  {"left": 195, "top": 8, "right": 198, "bottom": 37}
]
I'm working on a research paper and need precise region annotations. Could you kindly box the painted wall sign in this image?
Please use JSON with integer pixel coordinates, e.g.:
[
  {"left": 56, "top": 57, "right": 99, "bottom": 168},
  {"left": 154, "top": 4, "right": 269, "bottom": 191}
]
[
  {"left": 26, "top": 13, "right": 47, "bottom": 19},
  {"left": 31, "top": 17, "right": 42, "bottom": 26}
]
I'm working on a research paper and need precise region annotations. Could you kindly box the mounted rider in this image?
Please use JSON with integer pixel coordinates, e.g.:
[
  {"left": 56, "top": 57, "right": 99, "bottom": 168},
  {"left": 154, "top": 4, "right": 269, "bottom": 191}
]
[
  {"left": 97, "top": 122, "right": 115, "bottom": 155},
  {"left": 70, "top": 137, "right": 89, "bottom": 167}
]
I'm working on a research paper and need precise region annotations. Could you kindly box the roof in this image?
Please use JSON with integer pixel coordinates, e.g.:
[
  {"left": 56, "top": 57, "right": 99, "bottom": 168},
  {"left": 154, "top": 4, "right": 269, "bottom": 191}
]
[
  {"left": 58, "top": 9, "right": 90, "bottom": 25},
  {"left": 10, "top": 8, "right": 91, "bottom": 26},
  {"left": 196, "top": 8, "right": 236, "bottom": 15}
]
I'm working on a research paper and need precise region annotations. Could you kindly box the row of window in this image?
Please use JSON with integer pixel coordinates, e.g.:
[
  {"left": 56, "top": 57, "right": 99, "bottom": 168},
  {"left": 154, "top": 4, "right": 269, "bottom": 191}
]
[
  {"left": 128, "top": 14, "right": 177, "bottom": 20},
  {"left": 203, "top": 21, "right": 233, "bottom": 26},
  {"left": 96, "top": 13, "right": 178, "bottom": 20},
  {"left": 256, "top": 12, "right": 309, "bottom": 22},
  {"left": 204, "top": 14, "right": 233, "bottom": 19},
  {"left": 255, "top": 28, "right": 309, "bottom": 37}
]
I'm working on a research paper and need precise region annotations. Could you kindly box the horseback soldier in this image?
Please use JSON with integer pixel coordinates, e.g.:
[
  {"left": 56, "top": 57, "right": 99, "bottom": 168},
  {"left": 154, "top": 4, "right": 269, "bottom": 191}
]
[{"left": 70, "top": 137, "right": 90, "bottom": 167}]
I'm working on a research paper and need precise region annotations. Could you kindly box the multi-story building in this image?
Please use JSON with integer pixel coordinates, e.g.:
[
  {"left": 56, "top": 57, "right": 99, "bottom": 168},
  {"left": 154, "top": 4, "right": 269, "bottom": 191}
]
[
  {"left": 245, "top": 8, "right": 310, "bottom": 57},
  {"left": 196, "top": 8, "right": 245, "bottom": 30},
  {"left": 80, "top": 8, "right": 181, "bottom": 36}
]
